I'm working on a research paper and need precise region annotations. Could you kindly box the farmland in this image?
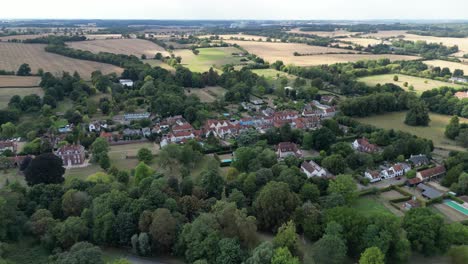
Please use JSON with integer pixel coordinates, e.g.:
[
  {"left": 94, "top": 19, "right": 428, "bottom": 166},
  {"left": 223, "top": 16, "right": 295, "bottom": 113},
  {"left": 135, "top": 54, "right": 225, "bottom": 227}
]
[
  {"left": 288, "top": 28, "right": 359, "bottom": 37},
  {"left": 360, "top": 30, "right": 409, "bottom": 39},
  {"left": 174, "top": 47, "right": 247, "bottom": 72},
  {"left": 185, "top": 86, "right": 227, "bottom": 102},
  {"left": 0, "top": 33, "right": 52, "bottom": 41},
  {"left": 225, "top": 40, "right": 418, "bottom": 66},
  {"left": 0, "top": 87, "right": 44, "bottom": 108},
  {"left": 358, "top": 74, "right": 466, "bottom": 94},
  {"left": 424, "top": 59, "right": 468, "bottom": 74},
  {"left": 142, "top": 59, "right": 175, "bottom": 71},
  {"left": 68, "top": 38, "right": 169, "bottom": 57},
  {"left": 84, "top": 34, "right": 123, "bottom": 40},
  {"left": 355, "top": 111, "right": 468, "bottom": 151},
  {"left": 198, "top": 34, "right": 274, "bottom": 41},
  {"left": 340, "top": 37, "right": 387, "bottom": 47},
  {"left": 0, "top": 76, "right": 41, "bottom": 87},
  {"left": 0, "top": 43, "right": 123, "bottom": 80}
]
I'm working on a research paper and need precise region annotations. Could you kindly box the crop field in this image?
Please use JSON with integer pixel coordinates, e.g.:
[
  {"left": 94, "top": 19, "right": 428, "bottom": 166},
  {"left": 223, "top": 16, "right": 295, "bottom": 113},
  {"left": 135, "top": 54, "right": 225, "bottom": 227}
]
[
  {"left": 359, "top": 74, "right": 466, "bottom": 94},
  {"left": 355, "top": 111, "right": 468, "bottom": 151},
  {"left": 360, "top": 30, "right": 409, "bottom": 39},
  {"left": 0, "top": 76, "right": 41, "bottom": 87},
  {"left": 185, "top": 86, "right": 226, "bottom": 102},
  {"left": 0, "top": 33, "right": 52, "bottom": 41},
  {"left": 340, "top": 37, "right": 387, "bottom": 47},
  {"left": 142, "top": 59, "right": 175, "bottom": 71},
  {"left": 174, "top": 47, "right": 247, "bottom": 72},
  {"left": 251, "top": 68, "right": 296, "bottom": 79},
  {"left": 224, "top": 40, "right": 418, "bottom": 66},
  {"left": 69, "top": 38, "right": 169, "bottom": 57},
  {"left": 198, "top": 34, "right": 274, "bottom": 41},
  {"left": 424, "top": 60, "right": 468, "bottom": 74},
  {"left": 84, "top": 34, "right": 123, "bottom": 40},
  {"left": 0, "top": 43, "right": 123, "bottom": 80},
  {"left": 401, "top": 34, "right": 468, "bottom": 56},
  {"left": 0, "top": 87, "right": 43, "bottom": 108},
  {"left": 287, "top": 28, "right": 359, "bottom": 37}
]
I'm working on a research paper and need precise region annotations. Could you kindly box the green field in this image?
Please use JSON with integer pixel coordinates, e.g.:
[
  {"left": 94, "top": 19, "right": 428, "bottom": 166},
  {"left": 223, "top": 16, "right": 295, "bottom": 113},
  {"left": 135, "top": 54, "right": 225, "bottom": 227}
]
[
  {"left": 251, "top": 68, "right": 295, "bottom": 79},
  {"left": 174, "top": 47, "right": 248, "bottom": 72},
  {"left": 356, "top": 111, "right": 468, "bottom": 151},
  {"left": 353, "top": 196, "right": 393, "bottom": 216},
  {"left": 0, "top": 87, "right": 43, "bottom": 108},
  {"left": 358, "top": 74, "right": 466, "bottom": 94},
  {"left": 143, "top": 59, "right": 175, "bottom": 71}
]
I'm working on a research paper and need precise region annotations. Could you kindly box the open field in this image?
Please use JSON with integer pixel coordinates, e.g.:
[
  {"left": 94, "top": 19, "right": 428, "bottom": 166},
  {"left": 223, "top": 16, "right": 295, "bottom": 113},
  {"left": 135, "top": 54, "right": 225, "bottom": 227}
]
[
  {"left": 251, "top": 68, "right": 296, "bottom": 79},
  {"left": 380, "top": 190, "right": 407, "bottom": 200},
  {"left": 359, "top": 74, "right": 466, "bottom": 94},
  {"left": 288, "top": 28, "right": 359, "bottom": 37},
  {"left": 352, "top": 196, "right": 393, "bottom": 216},
  {"left": 225, "top": 40, "right": 418, "bottom": 66},
  {"left": 84, "top": 34, "right": 123, "bottom": 40},
  {"left": 340, "top": 37, "right": 387, "bottom": 47},
  {"left": 0, "top": 87, "right": 43, "bottom": 108},
  {"left": 69, "top": 39, "right": 169, "bottom": 57},
  {"left": 356, "top": 111, "right": 468, "bottom": 151},
  {"left": 424, "top": 59, "right": 468, "bottom": 74},
  {"left": 402, "top": 34, "right": 468, "bottom": 56},
  {"left": 360, "top": 30, "right": 409, "bottom": 39},
  {"left": 185, "top": 86, "right": 226, "bottom": 102},
  {"left": 0, "top": 33, "right": 52, "bottom": 41},
  {"left": 198, "top": 34, "right": 274, "bottom": 41},
  {"left": 174, "top": 47, "right": 247, "bottom": 72},
  {"left": 0, "top": 43, "right": 123, "bottom": 80},
  {"left": 142, "top": 59, "right": 175, "bottom": 71},
  {"left": 0, "top": 76, "right": 41, "bottom": 87}
]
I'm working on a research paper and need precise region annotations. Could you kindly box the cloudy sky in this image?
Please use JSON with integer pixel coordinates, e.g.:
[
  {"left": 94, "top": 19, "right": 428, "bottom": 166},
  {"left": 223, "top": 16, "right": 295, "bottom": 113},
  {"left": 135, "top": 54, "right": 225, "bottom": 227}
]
[{"left": 1, "top": 0, "right": 467, "bottom": 20}]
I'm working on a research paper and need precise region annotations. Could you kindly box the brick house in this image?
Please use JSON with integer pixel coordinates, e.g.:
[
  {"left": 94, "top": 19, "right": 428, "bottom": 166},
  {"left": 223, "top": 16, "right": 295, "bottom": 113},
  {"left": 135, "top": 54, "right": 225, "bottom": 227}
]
[{"left": 55, "top": 145, "right": 86, "bottom": 167}]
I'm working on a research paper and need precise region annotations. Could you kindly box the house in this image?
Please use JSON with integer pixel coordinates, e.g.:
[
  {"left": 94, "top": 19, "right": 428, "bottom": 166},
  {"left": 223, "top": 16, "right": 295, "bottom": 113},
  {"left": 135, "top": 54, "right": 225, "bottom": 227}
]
[
  {"left": 409, "top": 154, "right": 430, "bottom": 167},
  {"left": 274, "top": 111, "right": 299, "bottom": 121},
  {"left": 352, "top": 138, "right": 378, "bottom": 153},
  {"left": 320, "top": 95, "right": 337, "bottom": 105},
  {"left": 454, "top": 90, "right": 468, "bottom": 100},
  {"left": 7, "top": 155, "right": 32, "bottom": 168},
  {"left": 295, "top": 117, "right": 321, "bottom": 130},
  {"left": 100, "top": 131, "right": 113, "bottom": 143},
  {"left": 0, "top": 141, "right": 17, "bottom": 154},
  {"left": 161, "top": 131, "right": 196, "bottom": 146},
  {"left": 55, "top": 145, "right": 86, "bottom": 167},
  {"left": 88, "top": 121, "right": 108, "bottom": 132},
  {"left": 119, "top": 79, "right": 134, "bottom": 87},
  {"left": 172, "top": 122, "right": 194, "bottom": 133},
  {"left": 381, "top": 163, "right": 411, "bottom": 179},
  {"left": 417, "top": 183, "right": 443, "bottom": 200},
  {"left": 142, "top": 127, "right": 151, "bottom": 137},
  {"left": 301, "top": 160, "right": 327, "bottom": 178},
  {"left": 262, "top": 108, "right": 275, "bottom": 117},
  {"left": 416, "top": 165, "right": 446, "bottom": 181},
  {"left": 449, "top": 77, "right": 468, "bottom": 83},
  {"left": 123, "top": 128, "right": 142, "bottom": 138},
  {"left": 250, "top": 99, "right": 264, "bottom": 105},
  {"left": 277, "top": 142, "right": 302, "bottom": 159},
  {"left": 124, "top": 112, "right": 150, "bottom": 121},
  {"left": 365, "top": 170, "right": 382, "bottom": 183}
]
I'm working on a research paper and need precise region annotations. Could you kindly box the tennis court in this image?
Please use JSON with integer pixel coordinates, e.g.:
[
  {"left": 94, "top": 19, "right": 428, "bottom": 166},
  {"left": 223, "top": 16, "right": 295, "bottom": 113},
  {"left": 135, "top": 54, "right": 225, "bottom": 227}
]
[{"left": 444, "top": 200, "right": 468, "bottom": 216}]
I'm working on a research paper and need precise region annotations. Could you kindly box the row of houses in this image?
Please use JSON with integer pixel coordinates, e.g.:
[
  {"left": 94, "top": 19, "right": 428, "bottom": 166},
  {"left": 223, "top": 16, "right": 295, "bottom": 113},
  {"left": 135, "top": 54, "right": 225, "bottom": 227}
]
[{"left": 365, "top": 163, "right": 412, "bottom": 183}]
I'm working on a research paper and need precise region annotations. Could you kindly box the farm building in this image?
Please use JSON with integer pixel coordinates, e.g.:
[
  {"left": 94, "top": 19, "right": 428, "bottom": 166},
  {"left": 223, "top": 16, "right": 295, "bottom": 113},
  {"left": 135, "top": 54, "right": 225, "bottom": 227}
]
[
  {"left": 408, "top": 154, "right": 430, "bottom": 167},
  {"left": 403, "top": 198, "right": 421, "bottom": 210},
  {"left": 416, "top": 165, "right": 446, "bottom": 182},
  {"left": 55, "top": 145, "right": 86, "bottom": 167},
  {"left": 124, "top": 112, "right": 151, "bottom": 121}
]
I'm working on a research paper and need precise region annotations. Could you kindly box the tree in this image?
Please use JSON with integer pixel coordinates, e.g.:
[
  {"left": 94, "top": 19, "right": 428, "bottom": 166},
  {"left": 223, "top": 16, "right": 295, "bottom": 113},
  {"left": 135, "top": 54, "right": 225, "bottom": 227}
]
[
  {"left": 405, "top": 101, "right": 430, "bottom": 126},
  {"left": 24, "top": 153, "right": 65, "bottom": 186},
  {"left": 393, "top": 75, "right": 399, "bottom": 82},
  {"left": 245, "top": 241, "right": 274, "bottom": 264},
  {"left": 134, "top": 162, "right": 155, "bottom": 184},
  {"left": 327, "top": 175, "right": 358, "bottom": 204},
  {"left": 149, "top": 208, "right": 177, "bottom": 253},
  {"left": 299, "top": 183, "right": 320, "bottom": 203},
  {"left": 445, "top": 116, "right": 460, "bottom": 139},
  {"left": 294, "top": 202, "right": 322, "bottom": 241},
  {"left": 16, "top": 63, "right": 31, "bottom": 76},
  {"left": 448, "top": 245, "right": 468, "bottom": 264},
  {"left": 137, "top": 148, "right": 153, "bottom": 164},
  {"left": 200, "top": 168, "right": 224, "bottom": 199},
  {"left": 273, "top": 221, "right": 300, "bottom": 257},
  {"left": 312, "top": 233, "right": 347, "bottom": 264},
  {"left": 56, "top": 242, "right": 103, "bottom": 264},
  {"left": 0, "top": 122, "right": 16, "bottom": 138},
  {"left": 91, "top": 137, "right": 109, "bottom": 164},
  {"left": 455, "top": 129, "right": 468, "bottom": 148},
  {"left": 359, "top": 247, "right": 385, "bottom": 264},
  {"left": 216, "top": 238, "right": 244, "bottom": 264},
  {"left": 62, "top": 189, "right": 89, "bottom": 217},
  {"left": 321, "top": 154, "right": 346, "bottom": 175},
  {"left": 254, "top": 181, "right": 300, "bottom": 231},
  {"left": 54, "top": 216, "right": 88, "bottom": 248},
  {"left": 271, "top": 247, "right": 300, "bottom": 264}
]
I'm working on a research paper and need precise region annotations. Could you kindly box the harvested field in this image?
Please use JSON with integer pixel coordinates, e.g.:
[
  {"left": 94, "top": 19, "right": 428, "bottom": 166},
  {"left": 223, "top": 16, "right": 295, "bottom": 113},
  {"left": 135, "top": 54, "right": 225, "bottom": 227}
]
[
  {"left": 185, "top": 86, "right": 226, "bottom": 103},
  {"left": 143, "top": 59, "right": 175, "bottom": 72},
  {"left": 84, "top": 34, "right": 123, "bottom": 40},
  {"left": 424, "top": 60, "right": 468, "bottom": 74},
  {"left": 359, "top": 74, "right": 466, "bottom": 94},
  {"left": 0, "top": 76, "right": 41, "bottom": 87},
  {"left": 356, "top": 111, "right": 468, "bottom": 151},
  {"left": 401, "top": 34, "right": 468, "bottom": 56},
  {"left": 0, "top": 87, "right": 44, "bottom": 108},
  {"left": 0, "top": 33, "right": 51, "bottom": 41},
  {"left": 174, "top": 47, "right": 247, "bottom": 72},
  {"left": 198, "top": 34, "right": 273, "bottom": 42},
  {"left": 225, "top": 40, "right": 418, "bottom": 66},
  {"left": 288, "top": 28, "right": 359, "bottom": 37},
  {"left": 340, "top": 37, "right": 387, "bottom": 47},
  {"left": 0, "top": 42, "right": 122, "bottom": 80},
  {"left": 69, "top": 39, "right": 169, "bottom": 57},
  {"left": 361, "top": 30, "right": 409, "bottom": 39}
]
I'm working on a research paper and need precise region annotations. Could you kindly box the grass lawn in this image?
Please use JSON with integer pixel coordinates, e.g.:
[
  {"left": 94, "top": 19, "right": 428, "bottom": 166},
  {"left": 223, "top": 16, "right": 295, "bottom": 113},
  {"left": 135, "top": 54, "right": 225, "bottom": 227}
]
[
  {"left": 352, "top": 196, "right": 393, "bottom": 216},
  {"left": 0, "top": 87, "right": 43, "bottom": 108},
  {"left": 358, "top": 74, "right": 466, "bottom": 94},
  {"left": 143, "top": 59, "right": 175, "bottom": 72},
  {"left": 355, "top": 111, "right": 468, "bottom": 151},
  {"left": 251, "top": 68, "right": 295, "bottom": 79},
  {"left": 64, "top": 164, "right": 102, "bottom": 182},
  {"left": 174, "top": 47, "right": 248, "bottom": 72}
]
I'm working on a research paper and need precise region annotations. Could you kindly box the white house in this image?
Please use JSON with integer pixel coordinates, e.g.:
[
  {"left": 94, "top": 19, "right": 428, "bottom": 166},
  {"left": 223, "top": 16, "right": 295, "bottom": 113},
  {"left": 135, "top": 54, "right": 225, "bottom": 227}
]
[
  {"left": 119, "top": 79, "right": 134, "bottom": 87},
  {"left": 365, "top": 170, "right": 382, "bottom": 183},
  {"left": 301, "top": 160, "right": 327, "bottom": 178},
  {"left": 277, "top": 142, "right": 302, "bottom": 159}
]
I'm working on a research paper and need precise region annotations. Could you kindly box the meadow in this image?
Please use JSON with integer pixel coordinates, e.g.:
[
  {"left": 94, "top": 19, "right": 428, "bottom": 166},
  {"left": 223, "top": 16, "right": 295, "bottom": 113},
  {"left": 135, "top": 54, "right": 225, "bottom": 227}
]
[
  {"left": 143, "top": 59, "right": 175, "bottom": 71},
  {"left": 0, "top": 43, "right": 123, "bottom": 80},
  {"left": 185, "top": 86, "right": 227, "bottom": 103},
  {"left": 287, "top": 28, "right": 359, "bottom": 37},
  {"left": 198, "top": 34, "right": 274, "bottom": 41},
  {"left": 0, "top": 76, "right": 41, "bottom": 87},
  {"left": 174, "top": 47, "right": 247, "bottom": 72},
  {"left": 358, "top": 74, "right": 466, "bottom": 94},
  {"left": 424, "top": 60, "right": 468, "bottom": 74},
  {"left": 355, "top": 111, "right": 468, "bottom": 151},
  {"left": 68, "top": 38, "right": 169, "bottom": 58}
]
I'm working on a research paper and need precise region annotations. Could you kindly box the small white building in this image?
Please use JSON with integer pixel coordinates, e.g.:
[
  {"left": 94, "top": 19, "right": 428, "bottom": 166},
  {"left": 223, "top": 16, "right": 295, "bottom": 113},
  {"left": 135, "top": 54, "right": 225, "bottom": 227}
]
[
  {"left": 301, "top": 160, "right": 327, "bottom": 178},
  {"left": 119, "top": 79, "right": 134, "bottom": 87},
  {"left": 365, "top": 170, "right": 382, "bottom": 183}
]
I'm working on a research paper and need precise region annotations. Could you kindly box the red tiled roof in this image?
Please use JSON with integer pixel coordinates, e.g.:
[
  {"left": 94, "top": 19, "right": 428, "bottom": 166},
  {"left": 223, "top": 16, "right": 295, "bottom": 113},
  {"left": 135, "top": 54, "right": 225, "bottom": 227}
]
[
  {"left": 408, "top": 177, "right": 422, "bottom": 185},
  {"left": 418, "top": 165, "right": 446, "bottom": 179}
]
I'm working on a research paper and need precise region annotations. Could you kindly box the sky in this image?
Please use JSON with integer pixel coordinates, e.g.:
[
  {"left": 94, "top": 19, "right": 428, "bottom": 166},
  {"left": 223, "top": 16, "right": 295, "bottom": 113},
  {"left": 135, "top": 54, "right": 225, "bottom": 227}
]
[{"left": 1, "top": 0, "right": 468, "bottom": 20}]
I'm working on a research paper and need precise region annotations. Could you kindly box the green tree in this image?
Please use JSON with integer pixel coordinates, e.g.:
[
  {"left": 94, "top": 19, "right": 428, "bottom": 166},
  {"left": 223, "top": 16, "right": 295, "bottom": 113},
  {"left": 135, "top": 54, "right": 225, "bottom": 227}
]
[
  {"left": 327, "top": 175, "right": 357, "bottom": 204},
  {"left": 91, "top": 137, "right": 109, "bottom": 163},
  {"left": 0, "top": 122, "right": 16, "bottom": 138},
  {"left": 271, "top": 247, "right": 300, "bottom": 264},
  {"left": 445, "top": 116, "right": 460, "bottom": 139},
  {"left": 56, "top": 242, "right": 103, "bottom": 264},
  {"left": 149, "top": 208, "right": 177, "bottom": 253},
  {"left": 137, "top": 148, "right": 153, "bottom": 164},
  {"left": 24, "top": 153, "right": 65, "bottom": 186},
  {"left": 54, "top": 216, "right": 88, "bottom": 248},
  {"left": 448, "top": 245, "right": 468, "bottom": 264},
  {"left": 312, "top": 233, "right": 347, "bottom": 264},
  {"left": 294, "top": 202, "right": 322, "bottom": 241},
  {"left": 134, "top": 162, "right": 155, "bottom": 184},
  {"left": 405, "top": 101, "right": 430, "bottom": 126},
  {"left": 216, "top": 238, "right": 244, "bottom": 264},
  {"left": 322, "top": 154, "right": 346, "bottom": 175},
  {"left": 245, "top": 241, "right": 274, "bottom": 264},
  {"left": 61, "top": 189, "right": 89, "bottom": 217},
  {"left": 359, "top": 247, "right": 385, "bottom": 264},
  {"left": 200, "top": 168, "right": 224, "bottom": 199},
  {"left": 273, "top": 221, "right": 300, "bottom": 257},
  {"left": 455, "top": 129, "right": 468, "bottom": 148},
  {"left": 393, "top": 75, "right": 399, "bottom": 82},
  {"left": 16, "top": 63, "right": 31, "bottom": 76}
]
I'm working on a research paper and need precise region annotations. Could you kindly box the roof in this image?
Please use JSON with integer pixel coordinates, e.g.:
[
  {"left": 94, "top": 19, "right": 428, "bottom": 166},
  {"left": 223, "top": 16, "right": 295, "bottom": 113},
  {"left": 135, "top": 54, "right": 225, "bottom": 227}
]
[
  {"left": 454, "top": 91, "right": 468, "bottom": 99},
  {"left": 0, "top": 141, "right": 16, "bottom": 148},
  {"left": 407, "top": 177, "right": 422, "bottom": 185},
  {"left": 417, "top": 183, "right": 443, "bottom": 199},
  {"left": 56, "top": 144, "right": 84, "bottom": 154},
  {"left": 409, "top": 154, "right": 429, "bottom": 164},
  {"left": 418, "top": 165, "right": 446, "bottom": 179},
  {"left": 278, "top": 142, "right": 299, "bottom": 152},
  {"left": 366, "top": 170, "right": 381, "bottom": 179},
  {"left": 301, "top": 160, "right": 323, "bottom": 174}
]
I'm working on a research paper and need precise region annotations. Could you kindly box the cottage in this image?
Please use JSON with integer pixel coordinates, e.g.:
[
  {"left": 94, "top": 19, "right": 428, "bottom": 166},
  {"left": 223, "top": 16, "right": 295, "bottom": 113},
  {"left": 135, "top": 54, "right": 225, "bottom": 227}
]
[
  {"left": 301, "top": 160, "right": 327, "bottom": 178},
  {"left": 55, "top": 145, "right": 86, "bottom": 167},
  {"left": 0, "top": 141, "right": 17, "bottom": 154},
  {"left": 88, "top": 121, "right": 108, "bottom": 132},
  {"left": 123, "top": 128, "right": 142, "bottom": 138},
  {"left": 406, "top": 177, "right": 422, "bottom": 187},
  {"left": 119, "top": 79, "right": 134, "bottom": 87},
  {"left": 416, "top": 165, "right": 446, "bottom": 181},
  {"left": 277, "top": 142, "right": 302, "bottom": 159},
  {"left": 100, "top": 131, "right": 113, "bottom": 143},
  {"left": 365, "top": 170, "right": 382, "bottom": 183},
  {"left": 409, "top": 154, "right": 430, "bottom": 167},
  {"left": 352, "top": 138, "right": 378, "bottom": 153}
]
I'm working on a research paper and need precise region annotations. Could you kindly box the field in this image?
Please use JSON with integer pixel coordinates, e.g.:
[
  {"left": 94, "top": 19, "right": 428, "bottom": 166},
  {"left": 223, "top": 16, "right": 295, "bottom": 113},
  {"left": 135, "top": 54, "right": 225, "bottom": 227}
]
[
  {"left": 424, "top": 60, "right": 468, "bottom": 74},
  {"left": 0, "top": 76, "right": 41, "bottom": 87},
  {"left": 360, "top": 30, "right": 409, "bottom": 39},
  {"left": 433, "top": 203, "right": 468, "bottom": 222},
  {"left": 108, "top": 142, "right": 159, "bottom": 170},
  {"left": 0, "top": 33, "right": 52, "bottom": 41},
  {"left": 288, "top": 28, "right": 359, "bottom": 37},
  {"left": 174, "top": 47, "right": 247, "bottom": 72},
  {"left": 359, "top": 74, "right": 466, "bottom": 94},
  {"left": 340, "top": 37, "right": 387, "bottom": 47},
  {"left": 0, "top": 43, "right": 123, "bottom": 80},
  {"left": 0, "top": 87, "right": 44, "bottom": 108},
  {"left": 198, "top": 34, "right": 274, "bottom": 41},
  {"left": 185, "top": 86, "right": 227, "bottom": 102},
  {"left": 401, "top": 33, "right": 468, "bottom": 57},
  {"left": 251, "top": 68, "right": 296, "bottom": 79},
  {"left": 84, "top": 34, "right": 123, "bottom": 40},
  {"left": 142, "top": 59, "right": 175, "bottom": 71},
  {"left": 69, "top": 38, "right": 169, "bottom": 57},
  {"left": 352, "top": 196, "right": 393, "bottom": 216},
  {"left": 355, "top": 111, "right": 468, "bottom": 151},
  {"left": 225, "top": 40, "right": 418, "bottom": 66}
]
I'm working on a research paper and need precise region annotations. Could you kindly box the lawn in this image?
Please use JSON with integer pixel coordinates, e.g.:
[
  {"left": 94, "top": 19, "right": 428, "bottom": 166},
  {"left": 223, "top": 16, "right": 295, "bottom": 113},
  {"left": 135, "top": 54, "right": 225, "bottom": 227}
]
[
  {"left": 352, "top": 196, "right": 393, "bottom": 216},
  {"left": 359, "top": 74, "right": 466, "bottom": 94},
  {"left": 108, "top": 142, "right": 159, "bottom": 170},
  {"left": 185, "top": 86, "right": 227, "bottom": 102},
  {"left": 143, "top": 59, "right": 175, "bottom": 72},
  {"left": 355, "top": 111, "right": 468, "bottom": 151},
  {"left": 251, "top": 68, "right": 295, "bottom": 80},
  {"left": 0, "top": 87, "right": 43, "bottom": 108},
  {"left": 174, "top": 47, "right": 248, "bottom": 72}
]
